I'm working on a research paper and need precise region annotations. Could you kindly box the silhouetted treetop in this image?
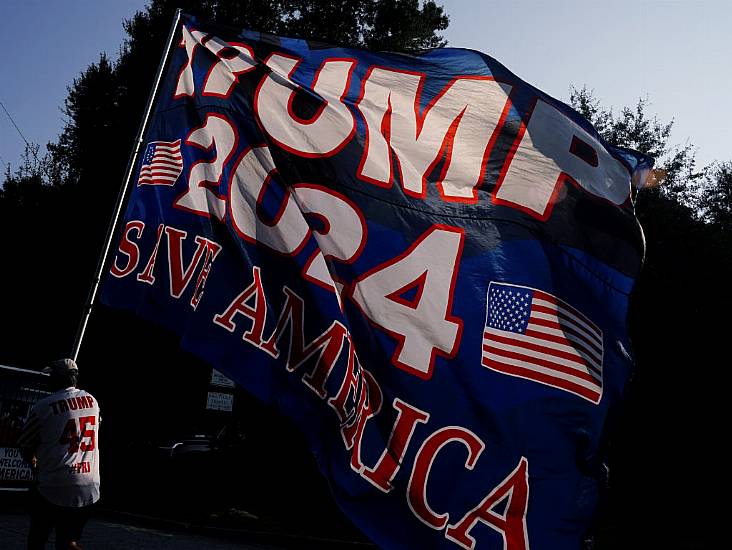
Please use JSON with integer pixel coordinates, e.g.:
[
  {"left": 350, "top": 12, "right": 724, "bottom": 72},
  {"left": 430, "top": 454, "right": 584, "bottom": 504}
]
[
  {"left": 570, "top": 85, "right": 701, "bottom": 201},
  {"left": 700, "top": 161, "right": 732, "bottom": 232},
  {"left": 124, "top": 0, "right": 449, "bottom": 51},
  {"left": 35, "top": 0, "right": 449, "bottom": 194}
]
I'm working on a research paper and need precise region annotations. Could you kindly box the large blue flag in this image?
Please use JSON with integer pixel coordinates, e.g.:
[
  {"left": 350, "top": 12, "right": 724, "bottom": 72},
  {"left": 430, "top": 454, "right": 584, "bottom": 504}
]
[{"left": 102, "top": 13, "right": 652, "bottom": 549}]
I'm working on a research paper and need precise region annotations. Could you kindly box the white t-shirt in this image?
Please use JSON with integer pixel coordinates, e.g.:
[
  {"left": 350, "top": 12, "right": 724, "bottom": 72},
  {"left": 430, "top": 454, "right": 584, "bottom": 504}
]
[{"left": 23, "top": 387, "right": 101, "bottom": 507}]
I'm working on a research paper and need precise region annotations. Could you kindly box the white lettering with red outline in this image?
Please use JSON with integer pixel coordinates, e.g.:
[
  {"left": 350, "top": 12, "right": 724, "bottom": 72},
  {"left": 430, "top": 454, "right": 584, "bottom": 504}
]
[
  {"left": 445, "top": 457, "right": 530, "bottom": 550},
  {"left": 259, "top": 286, "right": 348, "bottom": 398},
  {"left": 307, "top": 333, "right": 383, "bottom": 475},
  {"left": 164, "top": 226, "right": 222, "bottom": 307},
  {"left": 200, "top": 35, "right": 256, "bottom": 98},
  {"left": 175, "top": 25, "right": 256, "bottom": 99},
  {"left": 190, "top": 240, "right": 220, "bottom": 309},
  {"left": 174, "top": 26, "right": 208, "bottom": 99},
  {"left": 110, "top": 227, "right": 533, "bottom": 548},
  {"left": 291, "top": 183, "right": 367, "bottom": 293},
  {"left": 174, "top": 113, "right": 239, "bottom": 220},
  {"left": 113, "top": 222, "right": 222, "bottom": 309},
  {"left": 327, "top": 333, "right": 361, "bottom": 424},
  {"left": 344, "top": 368, "right": 383, "bottom": 472},
  {"left": 255, "top": 53, "right": 357, "bottom": 157},
  {"left": 229, "top": 145, "right": 311, "bottom": 255},
  {"left": 348, "top": 225, "right": 464, "bottom": 380},
  {"left": 356, "top": 67, "right": 513, "bottom": 202},
  {"left": 407, "top": 426, "right": 485, "bottom": 530},
  {"left": 361, "top": 398, "right": 430, "bottom": 493},
  {"left": 136, "top": 223, "right": 165, "bottom": 285},
  {"left": 493, "top": 98, "right": 632, "bottom": 220},
  {"left": 213, "top": 266, "right": 268, "bottom": 347},
  {"left": 111, "top": 221, "right": 145, "bottom": 278},
  {"left": 173, "top": 27, "right": 634, "bottom": 220}
]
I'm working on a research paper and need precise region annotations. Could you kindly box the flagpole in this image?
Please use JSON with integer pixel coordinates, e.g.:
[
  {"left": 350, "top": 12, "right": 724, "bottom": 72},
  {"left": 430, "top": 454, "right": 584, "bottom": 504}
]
[{"left": 71, "top": 8, "right": 183, "bottom": 362}]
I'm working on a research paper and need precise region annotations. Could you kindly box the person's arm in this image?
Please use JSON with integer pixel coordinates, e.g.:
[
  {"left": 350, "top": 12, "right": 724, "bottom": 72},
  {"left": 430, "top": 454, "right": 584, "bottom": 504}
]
[{"left": 17, "top": 410, "right": 41, "bottom": 465}]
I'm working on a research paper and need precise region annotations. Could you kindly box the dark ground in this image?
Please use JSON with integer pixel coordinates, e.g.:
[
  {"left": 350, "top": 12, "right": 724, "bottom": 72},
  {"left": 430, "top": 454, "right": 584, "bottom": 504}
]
[{"left": 0, "top": 491, "right": 375, "bottom": 550}]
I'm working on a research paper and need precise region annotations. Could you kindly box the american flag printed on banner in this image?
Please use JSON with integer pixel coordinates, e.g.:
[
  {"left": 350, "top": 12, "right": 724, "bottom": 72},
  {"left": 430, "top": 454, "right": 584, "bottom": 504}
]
[
  {"left": 137, "top": 139, "right": 183, "bottom": 186},
  {"left": 482, "top": 282, "right": 604, "bottom": 403}
]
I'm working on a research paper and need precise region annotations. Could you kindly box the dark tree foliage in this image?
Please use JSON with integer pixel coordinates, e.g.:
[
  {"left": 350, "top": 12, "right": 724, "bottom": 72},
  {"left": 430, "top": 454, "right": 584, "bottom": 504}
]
[
  {"left": 48, "top": 54, "right": 120, "bottom": 189},
  {"left": 570, "top": 85, "right": 702, "bottom": 199},
  {"left": 364, "top": 0, "right": 449, "bottom": 50},
  {"left": 571, "top": 88, "right": 725, "bottom": 548},
  {"left": 699, "top": 161, "right": 732, "bottom": 231},
  {"left": 0, "top": 145, "right": 58, "bottom": 208}
]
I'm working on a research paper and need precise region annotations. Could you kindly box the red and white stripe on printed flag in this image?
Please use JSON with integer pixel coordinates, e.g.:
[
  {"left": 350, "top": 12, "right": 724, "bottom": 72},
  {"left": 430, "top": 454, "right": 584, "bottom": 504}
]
[
  {"left": 482, "top": 282, "right": 604, "bottom": 403},
  {"left": 137, "top": 139, "right": 183, "bottom": 186}
]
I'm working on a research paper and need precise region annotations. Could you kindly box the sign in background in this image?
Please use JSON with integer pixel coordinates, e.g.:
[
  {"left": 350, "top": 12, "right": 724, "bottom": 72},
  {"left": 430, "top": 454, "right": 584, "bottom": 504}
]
[
  {"left": 0, "top": 447, "right": 32, "bottom": 482},
  {"left": 210, "top": 369, "right": 236, "bottom": 388},
  {"left": 206, "top": 392, "right": 234, "bottom": 412},
  {"left": 102, "top": 14, "right": 652, "bottom": 549}
]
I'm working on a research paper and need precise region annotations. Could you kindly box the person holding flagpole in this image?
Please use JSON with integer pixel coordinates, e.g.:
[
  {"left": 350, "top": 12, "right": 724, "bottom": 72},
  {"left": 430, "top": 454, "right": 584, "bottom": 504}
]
[{"left": 18, "top": 359, "right": 101, "bottom": 550}]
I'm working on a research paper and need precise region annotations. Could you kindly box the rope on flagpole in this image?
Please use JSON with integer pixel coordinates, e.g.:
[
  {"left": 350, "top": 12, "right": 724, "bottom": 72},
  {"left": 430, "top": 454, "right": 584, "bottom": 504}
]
[
  {"left": 71, "top": 8, "right": 183, "bottom": 362},
  {"left": 0, "top": 100, "right": 32, "bottom": 148}
]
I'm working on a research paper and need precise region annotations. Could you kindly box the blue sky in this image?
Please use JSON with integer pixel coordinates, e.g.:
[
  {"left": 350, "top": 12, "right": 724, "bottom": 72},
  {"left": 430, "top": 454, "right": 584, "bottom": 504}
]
[
  {"left": 1, "top": 0, "right": 730, "bottom": 172},
  {"left": 441, "top": 0, "right": 732, "bottom": 170}
]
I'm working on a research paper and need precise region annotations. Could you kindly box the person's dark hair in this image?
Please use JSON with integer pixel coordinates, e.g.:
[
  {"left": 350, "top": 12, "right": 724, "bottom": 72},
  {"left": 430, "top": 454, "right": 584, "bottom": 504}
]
[{"left": 50, "top": 370, "right": 77, "bottom": 390}]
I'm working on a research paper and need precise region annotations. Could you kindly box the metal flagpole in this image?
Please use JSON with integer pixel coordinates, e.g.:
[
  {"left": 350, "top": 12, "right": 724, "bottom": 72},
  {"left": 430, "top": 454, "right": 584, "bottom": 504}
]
[{"left": 71, "top": 8, "right": 183, "bottom": 362}]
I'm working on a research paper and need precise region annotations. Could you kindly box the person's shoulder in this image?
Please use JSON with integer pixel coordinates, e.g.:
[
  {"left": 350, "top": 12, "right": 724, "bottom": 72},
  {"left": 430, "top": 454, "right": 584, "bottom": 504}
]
[
  {"left": 31, "top": 387, "right": 70, "bottom": 414},
  {"left": 79, "top": 388, "right": 100, "bottom": 404},
  {"left": 33, "top": 391, "right": 58, "bottom": 409}
]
